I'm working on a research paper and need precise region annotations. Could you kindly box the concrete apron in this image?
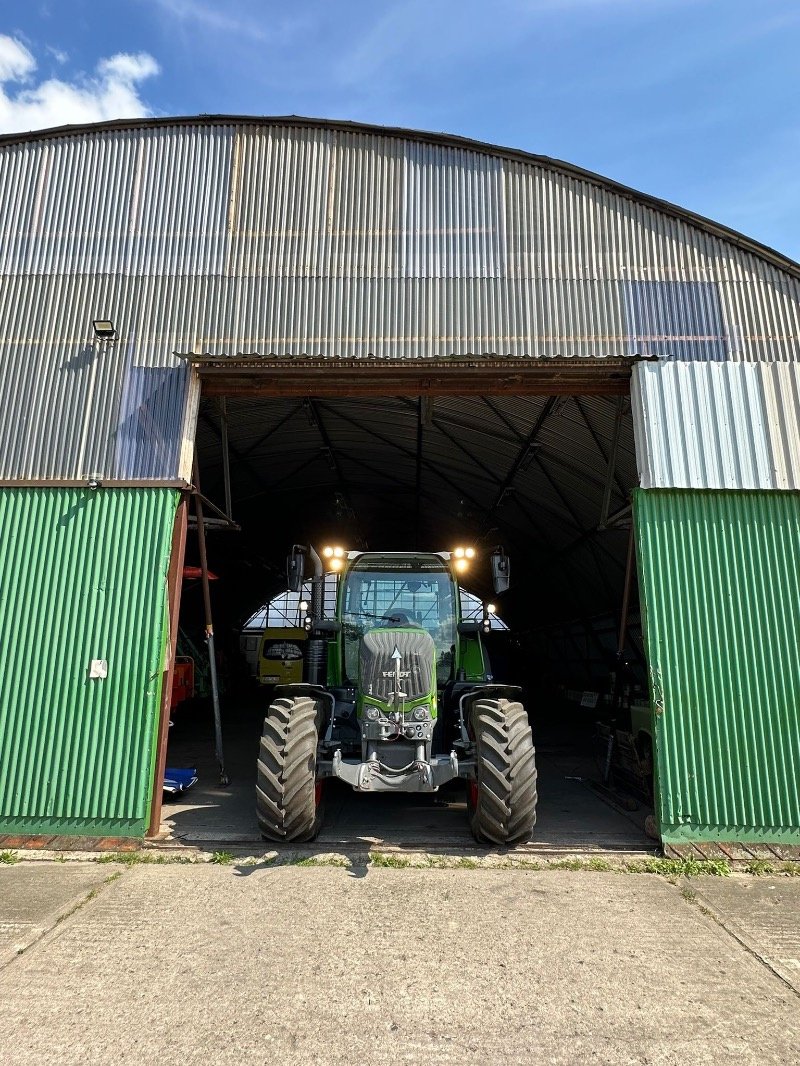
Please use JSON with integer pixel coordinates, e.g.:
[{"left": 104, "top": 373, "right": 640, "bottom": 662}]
[
  {"left": 0, "top": 863, "right": 799, "bottom": 1065},
  {"left": 156, "top": 748, "right": 655, "bottom": 858}
]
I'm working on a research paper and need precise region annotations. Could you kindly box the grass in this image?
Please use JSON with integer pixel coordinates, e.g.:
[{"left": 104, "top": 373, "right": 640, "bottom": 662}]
[
  {"left": 0, "top": 850, "right": 19, "bottom": 865},
  {"left": 291, "top": 855, "right": 350, "bottom": 867},
  {"left": 210, "top": 851, "right": 235, "bottom": 865},
  {"left": 745, "top": 859, "right": 776, "bottom": 876},
  {"left": 95, "top": 851, "right": 192, "bottom": 866},
  {"left": 365, "top": 853, "right": 734, "bottom": 876}
]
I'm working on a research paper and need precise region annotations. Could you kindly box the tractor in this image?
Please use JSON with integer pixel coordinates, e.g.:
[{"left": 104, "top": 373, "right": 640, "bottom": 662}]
[{"left": 256, "top": 545, "right": 537, "bottom": 845}]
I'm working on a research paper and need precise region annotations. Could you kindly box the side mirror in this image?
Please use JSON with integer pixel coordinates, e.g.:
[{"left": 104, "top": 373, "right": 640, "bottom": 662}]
[
  {"left": 287, "top": 546, "right": 305, "bottom": 593},
  {"left": 490, "top": 546, "right": 510, "bottom": 595},
  {"left": 457, "top": 620, "right": 481, "bottom": 635}
]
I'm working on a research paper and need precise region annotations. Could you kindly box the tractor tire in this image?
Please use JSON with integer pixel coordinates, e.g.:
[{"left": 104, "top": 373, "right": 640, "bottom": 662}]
[
  {"left": 468, "top": 698, "right": 537, "bottom": 846},
  {"left": 256, "top": 695, "right": 323, "bottom": 843}
]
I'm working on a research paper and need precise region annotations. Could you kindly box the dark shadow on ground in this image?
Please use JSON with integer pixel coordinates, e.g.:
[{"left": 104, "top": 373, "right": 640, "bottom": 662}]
[{"left": 161, "top": 690, "right": 653, "bottom": 854}]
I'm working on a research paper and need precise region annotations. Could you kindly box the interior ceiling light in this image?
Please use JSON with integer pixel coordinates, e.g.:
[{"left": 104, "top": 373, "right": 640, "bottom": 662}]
[{"left": 92, "top": 319, "right": 116, "bottom": 339}]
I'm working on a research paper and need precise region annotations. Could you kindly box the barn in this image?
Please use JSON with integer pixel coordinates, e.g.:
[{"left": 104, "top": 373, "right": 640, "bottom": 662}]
[{"left": 0, "top": 116, "right": 798, "bottom": 850}]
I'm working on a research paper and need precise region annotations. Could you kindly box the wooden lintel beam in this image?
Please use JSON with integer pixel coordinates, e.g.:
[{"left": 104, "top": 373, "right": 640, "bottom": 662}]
[{"left": 200, "top": 375, "right": 630, "bottom": 398}]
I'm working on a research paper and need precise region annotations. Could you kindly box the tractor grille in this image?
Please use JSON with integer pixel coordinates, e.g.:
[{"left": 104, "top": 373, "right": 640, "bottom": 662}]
[{"left": 360, "top": 629, "right": 434, "bottom": 702}]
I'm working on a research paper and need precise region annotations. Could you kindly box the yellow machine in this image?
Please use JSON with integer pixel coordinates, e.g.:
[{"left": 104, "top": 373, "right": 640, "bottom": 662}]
[{"left": 257, "top": 628, "right": 307, "bottom": 687}]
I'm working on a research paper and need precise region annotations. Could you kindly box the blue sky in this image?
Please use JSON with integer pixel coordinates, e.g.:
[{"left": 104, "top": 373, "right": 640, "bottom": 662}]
[{"left": 2, "top": 0, "right": 799, "bottom": 259}]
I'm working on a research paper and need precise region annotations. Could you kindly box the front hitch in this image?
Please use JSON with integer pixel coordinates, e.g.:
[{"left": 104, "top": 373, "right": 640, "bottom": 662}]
[{"left": 330, "top": 749, "right": 459, "bottom": 792}]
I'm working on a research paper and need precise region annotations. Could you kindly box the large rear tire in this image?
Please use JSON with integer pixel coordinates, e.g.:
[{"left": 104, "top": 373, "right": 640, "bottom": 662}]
[
  {"left": 256, "top": 695, "right": 323, "bottom": 843},
  {"left": 468, "top": 698, "right": 537, "bottom": 846}
]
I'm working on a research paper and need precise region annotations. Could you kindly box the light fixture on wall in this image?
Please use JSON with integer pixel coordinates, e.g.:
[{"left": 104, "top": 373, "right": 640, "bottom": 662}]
[{"left": 92, "top": 319, "right": 116, "bottom": 340}]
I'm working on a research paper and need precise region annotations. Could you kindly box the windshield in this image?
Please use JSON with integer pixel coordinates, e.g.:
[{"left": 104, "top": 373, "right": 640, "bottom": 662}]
[{"left": 342, "top": 559, "right": 457, "bottom": 686}]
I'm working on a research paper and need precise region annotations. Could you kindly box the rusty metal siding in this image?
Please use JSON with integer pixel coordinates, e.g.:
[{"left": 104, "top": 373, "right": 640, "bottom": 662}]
[
  {"left": 632, "top": 361, "right": 800, "bottom": 490},
  {"left": 634, "top": 489, "right": 800, "bottom": 844},
  {"left": 1, "top": 119, "right": 800, "bottom": 480},
  {"left": 0, "top": 488, "right": 178, "bottom": 837}
]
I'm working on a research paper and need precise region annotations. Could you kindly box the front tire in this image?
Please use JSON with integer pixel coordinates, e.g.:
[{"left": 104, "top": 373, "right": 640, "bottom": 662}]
[
  {"left": 256, "top": 695, "right": 323, "bottom": 842},
  {"left": 468, "top": 698, "right": 537, "bottom": 846}
]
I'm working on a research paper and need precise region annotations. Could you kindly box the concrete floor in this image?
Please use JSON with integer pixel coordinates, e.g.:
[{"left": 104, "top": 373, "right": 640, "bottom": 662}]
[
  {"left": 160, "top": 699, "right": 651, "bottom": 852},
  {"left": 1, "top": 861, "right": 798, "bottom": 1064}
]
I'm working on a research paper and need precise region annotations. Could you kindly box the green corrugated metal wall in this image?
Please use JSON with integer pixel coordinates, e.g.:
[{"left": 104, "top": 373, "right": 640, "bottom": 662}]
[
  {"left": 0, "top": 488, "right": 178, "bottom": 837},
  {"left": 634, "top": 489, "right": 800, "bottom": 844}
]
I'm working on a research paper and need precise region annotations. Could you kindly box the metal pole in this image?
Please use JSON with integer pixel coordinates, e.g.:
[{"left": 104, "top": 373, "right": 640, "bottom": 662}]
[
  {"left": 415, "top": 398, "right": 423, "bottom": 549},
  {"left": 599, "top": 397, "right": 625, "bottom": 530},
  {"left": 219, "top": 396, "right": 233, "bottom": 521},
  {"left": 306, "top": 545, "right": 325, "bottom": 686},
  {"left": 611, "top": 522, "right": 637, "bottom": 716},
  {"left": 617, "top": 523, "right": 636, "bottom": 658},
  {"left": 193, "top": 451, "right": 229, "bottom": 786}
]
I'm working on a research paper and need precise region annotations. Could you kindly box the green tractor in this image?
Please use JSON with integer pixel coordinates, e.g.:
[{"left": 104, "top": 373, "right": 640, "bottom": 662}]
[{"left": 256, "top": 545, "right": 537, "bottom": 845}]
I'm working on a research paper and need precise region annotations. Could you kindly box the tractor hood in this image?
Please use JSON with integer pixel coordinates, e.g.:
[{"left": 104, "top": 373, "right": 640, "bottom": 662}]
[{"left": 359, "top": 627, "right": 436, "bottom": 704}]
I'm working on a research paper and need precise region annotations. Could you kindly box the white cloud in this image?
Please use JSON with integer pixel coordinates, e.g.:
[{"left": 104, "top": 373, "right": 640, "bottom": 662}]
[
  {"left": 45, "top": 46, "right": 69, "bottom": 65},
  {"left": 150, "top": 0, "right": 269, "bottom": 41},
  {"left": 0, "top": 35, "right": 35, "bottom": 82},
  {"left": 0, "top": 35, "right": 160, "bottom": 135}
]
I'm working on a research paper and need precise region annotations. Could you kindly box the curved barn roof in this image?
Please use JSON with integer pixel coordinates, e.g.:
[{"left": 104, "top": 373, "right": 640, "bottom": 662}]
[{"left": 0, "top": 113, "right": 797, "bottom": 279}]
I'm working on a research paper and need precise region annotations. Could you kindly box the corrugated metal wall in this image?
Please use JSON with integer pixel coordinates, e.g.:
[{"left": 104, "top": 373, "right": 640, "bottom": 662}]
[
  {"left": 0, "top": 488, "right": 178, "bottom": 837},
  {"left": 633, "top": 489, "right": 800, "bottom": 844},
  {"left": 632, "top": 361, "right": 800, "bottom": 490},
  {"left": 1, "top": 120, "right": 799, "bottom": 480}
]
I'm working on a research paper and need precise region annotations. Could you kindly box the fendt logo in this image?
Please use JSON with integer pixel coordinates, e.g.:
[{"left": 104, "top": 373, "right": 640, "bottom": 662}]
[{"left": 382, "top": 670, "right": 411, "bottom": 678}]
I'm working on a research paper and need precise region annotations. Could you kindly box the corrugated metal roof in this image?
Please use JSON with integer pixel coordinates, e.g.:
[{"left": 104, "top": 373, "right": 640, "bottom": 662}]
[
  {"left": 0, "top": 488, "right": 177, "bottom": 837},
  {"left": 632, "top": 361, "right": 800, "bottom": 489},
  {"left": 2, "top": 114, "right": 798, "bottom": 281},
  {"left": 634, "top": 489, "right": 800, "bottom": 843}
]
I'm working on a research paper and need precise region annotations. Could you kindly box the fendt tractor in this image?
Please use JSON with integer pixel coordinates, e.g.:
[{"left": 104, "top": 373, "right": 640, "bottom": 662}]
[{"left": 256, "top": 545, "right": 537, "bottom": 845}]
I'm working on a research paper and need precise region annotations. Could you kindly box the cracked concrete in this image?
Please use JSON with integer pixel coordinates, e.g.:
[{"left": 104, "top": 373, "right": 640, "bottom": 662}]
[{"left": 0, "top": 862, "right": 798, "bottom": 1064}]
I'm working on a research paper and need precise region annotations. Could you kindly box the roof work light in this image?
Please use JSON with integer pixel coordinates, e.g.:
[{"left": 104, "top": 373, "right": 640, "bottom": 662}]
[
  {"left": 452, "top": 546, "right": 475, "bottom": 573},
  {"left": 323, "top": 546, "right": 346, "bottom": 572}
]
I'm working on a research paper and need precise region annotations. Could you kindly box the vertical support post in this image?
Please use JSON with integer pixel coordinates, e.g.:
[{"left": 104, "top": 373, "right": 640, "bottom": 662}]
[
  {"left": 611, "top": 522, "right": 636, "bottom": 715},
  {"left": 415, "top": 398, "right": 423, "bottom": 549},
  {"left": 219, "top": 396, "right": 233, "bottom": 520},
  {"left": 147, "top": 494, "right": 189, "bottom": 838},
  {"left": 599, "top": 397, "right": 625, "bottom": 529},
  {"left": 193, "top": 451, "right": 229, "bottom": 786},
  {"left": 617, "top": 523, "right": 636, "bottom": 658}
]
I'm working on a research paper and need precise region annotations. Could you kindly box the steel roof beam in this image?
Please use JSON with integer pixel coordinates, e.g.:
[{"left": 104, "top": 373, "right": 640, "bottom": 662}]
[
  {"left": 316, "top": 402, "right": 538, "bottom": 552},
  {"left": 489, "top": 397, "right": 557, "bottom": 516},
  {"left": 574, "top": 397, "right": 628, "bottom": 501}
]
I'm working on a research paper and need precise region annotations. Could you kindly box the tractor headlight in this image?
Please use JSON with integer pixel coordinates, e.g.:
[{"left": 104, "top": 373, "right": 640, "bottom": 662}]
[
  {"left": 412, "top": 706, "right": 428, "bottom": 721},
  {"left": 365, "top": 706, "right": 380, "bottom": 721}
]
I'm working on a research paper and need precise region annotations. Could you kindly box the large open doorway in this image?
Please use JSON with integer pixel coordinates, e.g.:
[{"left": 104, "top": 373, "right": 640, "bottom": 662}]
[{"left": 157, "top": 356, "right": 654, "bottom": 853}]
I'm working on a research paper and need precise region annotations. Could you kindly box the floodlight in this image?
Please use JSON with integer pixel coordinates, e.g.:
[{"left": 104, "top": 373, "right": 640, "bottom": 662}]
[{"left": 93, "top": 319, "right": 116, "bottom": 339}]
